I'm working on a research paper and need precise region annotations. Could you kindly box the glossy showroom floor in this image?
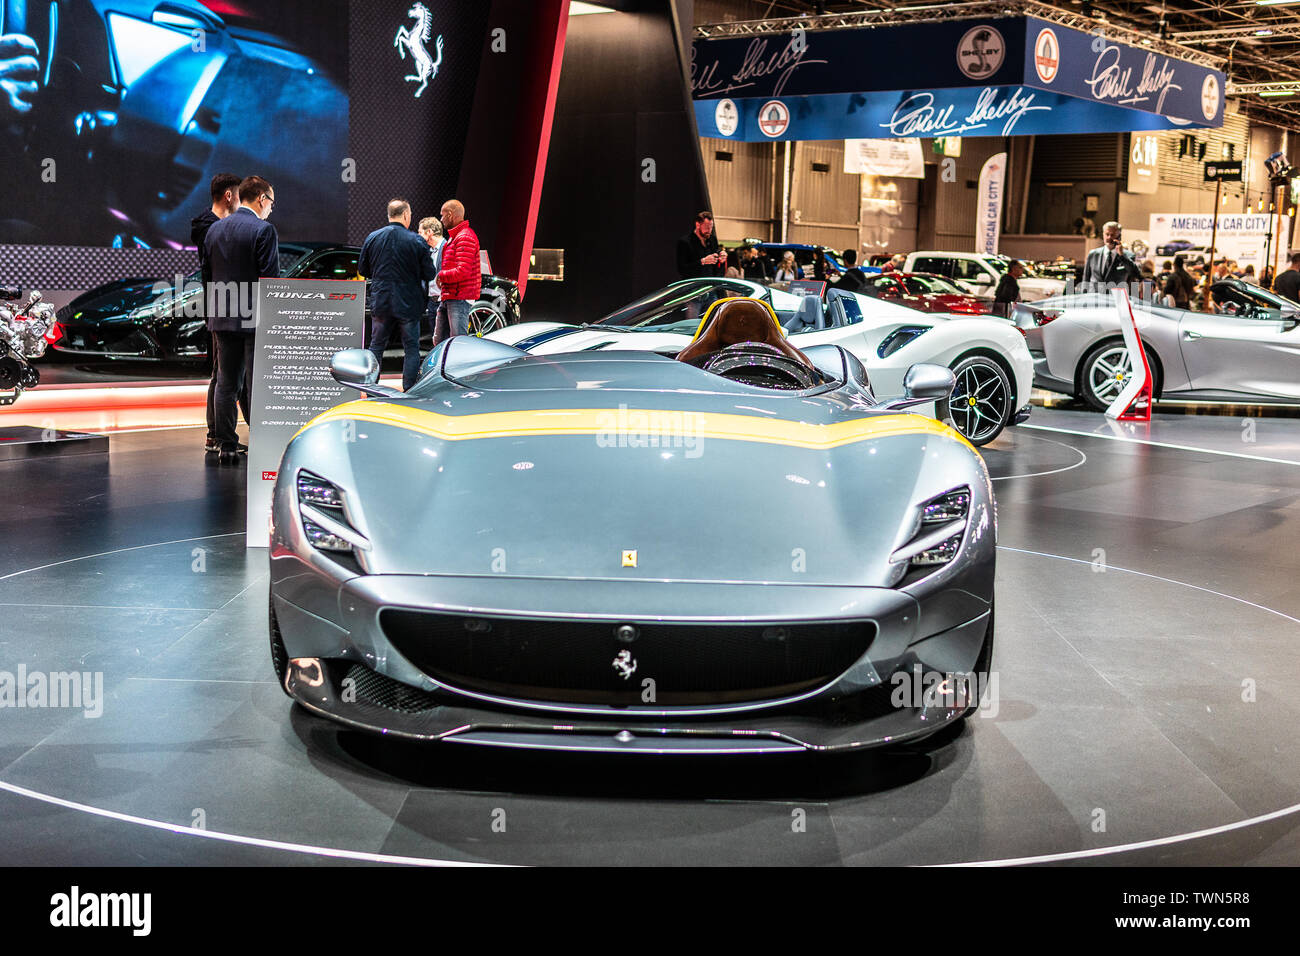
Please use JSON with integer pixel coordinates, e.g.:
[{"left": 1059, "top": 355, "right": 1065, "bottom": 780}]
[{"left": 1, "top": 407, "right": 1299, "bottom": 866}]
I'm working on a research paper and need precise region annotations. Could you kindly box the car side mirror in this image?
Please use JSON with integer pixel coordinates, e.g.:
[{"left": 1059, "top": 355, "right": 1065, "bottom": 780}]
[
  {"left": 878, "top": 363, "right": 956, "bottom": 410},
  {"left": 330, "top": 349, "right": 401, "bottom": 398},
  {"left": 976, "top": 273, "right": 993, "bottom": 284}
]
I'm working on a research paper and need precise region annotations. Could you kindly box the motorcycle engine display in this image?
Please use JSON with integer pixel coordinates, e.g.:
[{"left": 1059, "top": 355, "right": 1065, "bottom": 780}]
[
  {"left": 0, "top": 290, "right": 58, "bottom": 359},
  {"left": 0, "top": 290, "right": 56, "bottom": 406}
]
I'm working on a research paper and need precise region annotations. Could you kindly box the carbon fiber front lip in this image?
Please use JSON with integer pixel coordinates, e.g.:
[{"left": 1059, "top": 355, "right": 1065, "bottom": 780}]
[{"left": 283, "top": 658, "right": 969, "bottom": 754}]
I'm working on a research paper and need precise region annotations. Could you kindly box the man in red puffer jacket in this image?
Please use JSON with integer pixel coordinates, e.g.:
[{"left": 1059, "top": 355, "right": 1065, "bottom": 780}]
[{"left": 434, "top": 199, "right": 481, "bottom": 346}]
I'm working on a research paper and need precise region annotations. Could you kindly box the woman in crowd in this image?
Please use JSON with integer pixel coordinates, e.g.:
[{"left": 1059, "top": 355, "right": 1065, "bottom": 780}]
[{"left": 774, "top": 251, "right": 799, "bottom": 282}]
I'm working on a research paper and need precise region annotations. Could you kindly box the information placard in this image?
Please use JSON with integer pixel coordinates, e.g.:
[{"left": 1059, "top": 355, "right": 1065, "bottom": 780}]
[{"left": 246, "top": 278, "right": 366, "bottom": 547}]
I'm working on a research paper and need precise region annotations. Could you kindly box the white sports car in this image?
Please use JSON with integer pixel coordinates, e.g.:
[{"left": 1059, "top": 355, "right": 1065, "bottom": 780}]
[{"left": 489, "top": 278, "right": 1034, "bottom": 445}]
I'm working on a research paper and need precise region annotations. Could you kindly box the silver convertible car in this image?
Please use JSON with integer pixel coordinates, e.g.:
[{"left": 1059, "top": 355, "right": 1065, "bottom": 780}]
[
  {"left": 1017, "top": 279, "right": 1300, "bottom": 410},
  {"left": 268, "top": 298, "right": 996, "bottom": 754}
]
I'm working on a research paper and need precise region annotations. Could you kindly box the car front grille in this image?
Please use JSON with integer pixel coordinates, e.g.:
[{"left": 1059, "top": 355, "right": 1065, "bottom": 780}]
[{"left": 380, "top": 610, "right": 876, "bottom": 707}]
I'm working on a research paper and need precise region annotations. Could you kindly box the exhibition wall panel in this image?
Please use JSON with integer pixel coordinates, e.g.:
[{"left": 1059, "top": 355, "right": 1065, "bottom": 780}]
[{"left": 528, "top": 0, "right": 711, "bottom": 323}]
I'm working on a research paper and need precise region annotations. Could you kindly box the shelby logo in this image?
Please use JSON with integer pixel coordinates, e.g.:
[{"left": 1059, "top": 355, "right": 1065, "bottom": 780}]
[
  {"left": 394, "top": 2, "right": 444, "bottom": 98},
  {"left": 957, "top": 25, "right": 1004, "bottom": 80},
  {"left": 50, "top": 886, "right": 151, "bottom": 936},
  {"left": 265, "top": 291, "right": 357, "bottom": 300}
]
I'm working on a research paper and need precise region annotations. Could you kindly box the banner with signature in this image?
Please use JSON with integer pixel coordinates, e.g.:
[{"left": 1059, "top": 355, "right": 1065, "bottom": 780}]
[
  {"left": 1022, "top": 17, "right": 1224, "bottom": 125},
  {"left": 696, "top": 86, "right": 1202, "bottom": 143},
  {"left": 692, "top": 19, "right": 1026, "bottom": 102},
  {"left": 692, "top": 16, "right": 1224, "bottom": 129}
]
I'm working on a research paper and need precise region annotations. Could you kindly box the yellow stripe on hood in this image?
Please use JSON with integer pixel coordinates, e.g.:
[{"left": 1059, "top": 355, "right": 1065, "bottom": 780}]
[{"left": 297, "top": 401, "right": 973, "bottom": 451}]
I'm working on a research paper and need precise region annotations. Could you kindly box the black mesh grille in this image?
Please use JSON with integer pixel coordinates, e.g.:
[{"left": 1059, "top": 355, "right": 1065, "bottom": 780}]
[
  {"left": 342, "top": 663, "right": 442, "bottom": 714},
  {"left": 380, "top": 611, "right": 876, "bottom": 707}
]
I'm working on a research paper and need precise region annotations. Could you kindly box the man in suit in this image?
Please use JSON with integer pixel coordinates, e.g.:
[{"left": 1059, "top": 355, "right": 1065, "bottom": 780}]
[
  {"left": 192, "top": 172, "right": 243, "bottom": 455},
  {"left": 203, "top": 175, "right": 279, "bottom": 463},
  {"left": 359, "top": 199, "right": 437, "bottom": 391},
  {"left": 1081, "top": 220, "right": 1141, "bottom": 292}
]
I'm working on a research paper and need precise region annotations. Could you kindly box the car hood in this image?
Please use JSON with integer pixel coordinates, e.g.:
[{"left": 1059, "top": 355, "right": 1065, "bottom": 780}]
[{"left": 289, "top": 394, "right": 983, "bottom": 587}]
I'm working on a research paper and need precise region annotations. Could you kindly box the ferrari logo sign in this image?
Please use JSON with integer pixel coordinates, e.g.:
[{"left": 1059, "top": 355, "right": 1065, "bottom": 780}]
[
  {"left": 611, "top": 649, "right": 637, "bottom": 680},
  {"left": 621, "top": 550, "right": 638, "bottom": 568}
]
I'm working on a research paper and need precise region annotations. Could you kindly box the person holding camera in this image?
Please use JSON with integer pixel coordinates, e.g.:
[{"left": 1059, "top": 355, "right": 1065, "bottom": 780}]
[{"left": 676, "top": 211, "right": 726, "bottom": 279}]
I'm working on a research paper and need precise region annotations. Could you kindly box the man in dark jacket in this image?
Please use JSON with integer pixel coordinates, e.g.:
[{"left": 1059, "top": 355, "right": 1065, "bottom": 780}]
[
  {"left": 740, "top": 245, "right": 772, "bottom": 281},
  {"left": 359, "top": 199, "right": 437, "bottom": 390},
  {"left": 1273, "top": 253, "right": 1300, "bottom": 304},
  {"left": 832, "top": 249, "right": 867, "bottom": 292},
  {"left": 203, "top": 176, "right": 279, "bottom": 463},
  {"left": 192, "top": 172, "right": 243, "bottom": 455},
  {"left": 993, "top": 259, "right": 1025, "bottom": 316},
  {"left": 676, "top": 212, "right": 725, "bottom": 279}
]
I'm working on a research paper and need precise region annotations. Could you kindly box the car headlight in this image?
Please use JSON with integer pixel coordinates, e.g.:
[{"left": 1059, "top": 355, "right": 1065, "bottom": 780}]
[
  {"left": 891, "top": 486, "right": 970, "bottom": 576},
  {"left": 296, "top": 471, "right": 369, "bottom": 556},
  {"left": 920, "top": 488, "right": 970, "bottom": 526}
]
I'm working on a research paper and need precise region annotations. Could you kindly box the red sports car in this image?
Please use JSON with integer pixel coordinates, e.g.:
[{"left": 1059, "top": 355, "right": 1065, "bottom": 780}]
[{"left": 859, "top": 272, "right": 994, "bottom": 315}]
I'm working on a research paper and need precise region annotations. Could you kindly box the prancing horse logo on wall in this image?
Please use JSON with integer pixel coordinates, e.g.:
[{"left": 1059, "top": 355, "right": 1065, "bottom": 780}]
[
  {"left": 612, "top": 650, "right": 637, "bottom": 680},
  {"left": 394, "top": 2, "right": 444, "bottom": 98}
]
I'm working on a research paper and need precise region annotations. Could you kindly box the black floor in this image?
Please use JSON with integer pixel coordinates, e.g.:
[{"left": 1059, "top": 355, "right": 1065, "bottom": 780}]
[{"left": 1, "top": 415, "right": 1299, "bottom": 866}]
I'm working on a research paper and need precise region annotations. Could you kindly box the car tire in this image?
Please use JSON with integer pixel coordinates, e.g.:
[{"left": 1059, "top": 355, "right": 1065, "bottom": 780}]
[
  {"left": 468, "top": 300, "right": 506, "bottom": 337},
  {"left": 944, "top": 354, "right": 1012, "bottom": 446},
  {"left": 269, "top": 592, "right": 291, "bottom": 695},
  {"left": 1078, "top": 340, "right": 1160, "bottom": 412}
]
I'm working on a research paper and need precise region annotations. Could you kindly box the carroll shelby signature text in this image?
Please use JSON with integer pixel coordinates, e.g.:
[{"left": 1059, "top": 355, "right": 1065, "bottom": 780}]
[
  {"left": 692, "top": 37, "right": 827, "bottom": 98},
  {"left": 882, "top": 88, "right": 1050, "bottom": 137},
  {"left": 1086, "top": 44, "right": 1181, "bottom": 112}
]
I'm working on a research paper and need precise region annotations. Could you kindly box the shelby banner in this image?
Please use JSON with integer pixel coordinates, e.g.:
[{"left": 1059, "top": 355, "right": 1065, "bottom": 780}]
[
  {"left": 246, "top": 279, "right": 367, "bottom": 547},
  {"left": 1022, "top": 18, "right": 1224, "bottom": 126},
  {"left": 693, "top": 16, "right": 1224, "bottom": 142},
  {"left": 697, "top": 85, "right": 1194, "bottom": 142}
]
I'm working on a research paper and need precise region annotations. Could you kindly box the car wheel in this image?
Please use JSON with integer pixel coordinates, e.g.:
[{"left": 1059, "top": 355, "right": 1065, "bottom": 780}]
[
  {"left": 269, "top": 592, "right": 291, "bottom": 695},
  {"left": 1078, "top": 340, "right": 1159, "bottom": 412},
  {"left": 468, "top": 301, "right": 505, "bottom": 337},
  {"left": 946, "top": 355, "right": 1011, "bottom": 446}
]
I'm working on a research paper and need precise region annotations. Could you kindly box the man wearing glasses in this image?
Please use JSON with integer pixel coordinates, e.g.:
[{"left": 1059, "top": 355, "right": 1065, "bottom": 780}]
[{"left": 203, "top": 176, "right": 280, "bottom": 463}]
